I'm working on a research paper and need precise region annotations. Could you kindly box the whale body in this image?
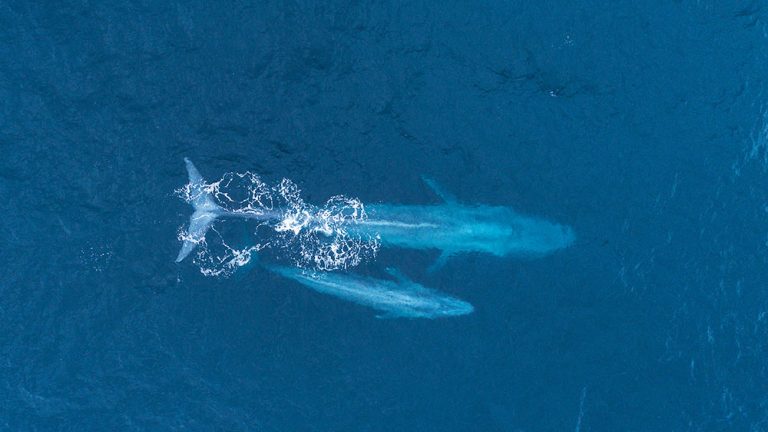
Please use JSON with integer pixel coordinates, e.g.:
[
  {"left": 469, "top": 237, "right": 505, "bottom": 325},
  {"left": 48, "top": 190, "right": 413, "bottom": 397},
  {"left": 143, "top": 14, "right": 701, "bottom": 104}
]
[
  {"left": 354, "top": 201, "right": 574, "bottom": 269},
  {"left": 175, "top": 159, "right": 574, "bottom": 268},
  {"left": 267, "top": 265, "right": 473, "bottom": 319}
]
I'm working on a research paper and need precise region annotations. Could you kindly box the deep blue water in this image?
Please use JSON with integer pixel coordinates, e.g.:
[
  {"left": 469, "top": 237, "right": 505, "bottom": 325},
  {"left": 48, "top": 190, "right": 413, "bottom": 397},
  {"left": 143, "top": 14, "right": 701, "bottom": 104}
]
[{"left": 2, "top": 1, "right": 768, "bottom": 431}]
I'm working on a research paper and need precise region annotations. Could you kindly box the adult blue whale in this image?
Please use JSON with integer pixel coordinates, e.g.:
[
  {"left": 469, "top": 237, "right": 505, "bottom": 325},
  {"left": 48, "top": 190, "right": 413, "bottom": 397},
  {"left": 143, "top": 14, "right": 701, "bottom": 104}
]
[
  {"left": 267, "top": 265, "right": 473, "bottom": 319},
  {"left": 350, "top": 178, "right": 575, "bottom": 269},
  {"left": 175, "top": 159, "right": 574, "bottom": 268}
]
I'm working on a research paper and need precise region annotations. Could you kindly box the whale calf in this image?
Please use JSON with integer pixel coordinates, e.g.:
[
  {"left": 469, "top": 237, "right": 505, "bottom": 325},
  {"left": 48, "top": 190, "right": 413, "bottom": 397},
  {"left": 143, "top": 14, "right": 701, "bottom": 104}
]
[{"left": 267, "top": 265, "right": 473, "bottom": 319}]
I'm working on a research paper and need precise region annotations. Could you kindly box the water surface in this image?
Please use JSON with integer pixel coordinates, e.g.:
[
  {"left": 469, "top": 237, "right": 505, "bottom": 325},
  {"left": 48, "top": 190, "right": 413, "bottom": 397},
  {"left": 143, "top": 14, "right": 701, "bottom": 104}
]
[{"left": 2, "top": 1, "right": 768, "bottom": 431}]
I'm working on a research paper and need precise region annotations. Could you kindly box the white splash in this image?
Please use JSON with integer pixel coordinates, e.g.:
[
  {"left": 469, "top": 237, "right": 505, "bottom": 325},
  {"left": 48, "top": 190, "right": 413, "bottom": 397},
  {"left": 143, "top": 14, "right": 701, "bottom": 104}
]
[
  {"left": 185, "top": 227, "right": 265, "bottom": 278},
  {"left": 176, "top": 171, "right": 379, "bottom": 277}
]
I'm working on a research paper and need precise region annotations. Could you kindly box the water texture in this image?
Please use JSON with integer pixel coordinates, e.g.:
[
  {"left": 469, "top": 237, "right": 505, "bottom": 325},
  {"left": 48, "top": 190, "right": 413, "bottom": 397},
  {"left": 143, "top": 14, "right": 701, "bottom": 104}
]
[{"left": 2, "top": 1, "right": 768, "bottom": 431}]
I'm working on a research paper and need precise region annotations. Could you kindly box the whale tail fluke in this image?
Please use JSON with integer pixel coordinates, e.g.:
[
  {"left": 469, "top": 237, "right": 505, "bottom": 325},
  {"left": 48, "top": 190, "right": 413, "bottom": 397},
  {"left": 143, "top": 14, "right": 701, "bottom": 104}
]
[{"left": 175, "top": 158, "right": 224, "bottom": 263}]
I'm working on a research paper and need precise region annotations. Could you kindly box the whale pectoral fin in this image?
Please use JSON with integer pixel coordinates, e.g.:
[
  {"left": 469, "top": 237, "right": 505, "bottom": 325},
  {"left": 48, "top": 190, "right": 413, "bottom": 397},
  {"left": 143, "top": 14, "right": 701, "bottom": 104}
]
[
  {"left": 384, "top": 267, "right": 410, "bottom": 283},
  {"left": 421, "top": 176, "right": 458, "bottom": 204},
  {"left": 427, "top": 251, "right": 452, "bottom": 273}
]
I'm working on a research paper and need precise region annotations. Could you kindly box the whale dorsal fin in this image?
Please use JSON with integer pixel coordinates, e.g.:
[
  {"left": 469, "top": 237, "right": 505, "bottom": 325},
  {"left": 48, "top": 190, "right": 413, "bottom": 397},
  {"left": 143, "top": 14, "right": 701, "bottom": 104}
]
[{"left": 421, "top": 176, "right": 458, "bottom": 204}]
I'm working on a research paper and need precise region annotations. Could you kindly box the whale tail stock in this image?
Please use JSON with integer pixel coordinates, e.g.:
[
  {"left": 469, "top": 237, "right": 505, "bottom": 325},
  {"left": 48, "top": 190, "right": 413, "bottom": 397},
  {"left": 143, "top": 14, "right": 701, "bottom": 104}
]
[{"left": 175, "top": 158, "right": 224, "bottom": 262}]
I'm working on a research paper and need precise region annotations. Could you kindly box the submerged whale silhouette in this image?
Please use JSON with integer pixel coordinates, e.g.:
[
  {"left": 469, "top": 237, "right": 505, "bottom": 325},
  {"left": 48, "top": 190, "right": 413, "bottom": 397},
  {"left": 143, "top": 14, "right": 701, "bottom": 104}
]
[
  {"left": 266, "top": 265, "right": 473, "bottom": 319},
  {"left": 175, "top": 158, "right": 574, "bottom": 267},
  {"left": 349, "top": 179, "right": 575, "bottom": 269}
]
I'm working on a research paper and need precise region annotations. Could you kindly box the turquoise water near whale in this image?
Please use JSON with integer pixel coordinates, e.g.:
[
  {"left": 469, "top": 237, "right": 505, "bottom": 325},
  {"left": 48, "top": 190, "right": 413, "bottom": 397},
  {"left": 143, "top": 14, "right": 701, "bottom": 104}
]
[{"left": 2, "top": 1, "right": 768, "bottom": 431}]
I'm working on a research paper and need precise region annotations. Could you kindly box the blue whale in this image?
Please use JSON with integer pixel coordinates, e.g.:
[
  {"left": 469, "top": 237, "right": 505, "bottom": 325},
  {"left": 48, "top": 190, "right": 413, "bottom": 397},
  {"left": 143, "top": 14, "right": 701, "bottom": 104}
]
[
  {"left": 267, "top": 265, "right": 474, "bottom": 319},
  {"left": 175, "top": 159, "right": 574, "bottom": 269},
  {"left": 350, "top": 178, "right": 575, "bottom": 269}
]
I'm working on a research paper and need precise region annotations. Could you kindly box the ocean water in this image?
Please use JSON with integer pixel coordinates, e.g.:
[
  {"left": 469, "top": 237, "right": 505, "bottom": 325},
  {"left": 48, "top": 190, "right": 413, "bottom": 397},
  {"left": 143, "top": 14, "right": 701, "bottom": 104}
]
[{"left": 2, "top": 1, "right": 768, "bottom": 431}]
